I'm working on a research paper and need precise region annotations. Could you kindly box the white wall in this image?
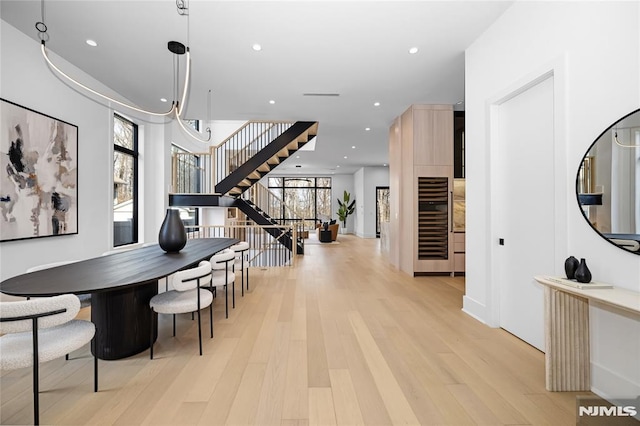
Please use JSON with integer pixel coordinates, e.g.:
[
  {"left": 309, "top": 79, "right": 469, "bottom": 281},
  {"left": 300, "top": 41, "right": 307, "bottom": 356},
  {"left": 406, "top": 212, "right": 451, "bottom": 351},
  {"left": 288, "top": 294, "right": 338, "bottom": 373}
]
[
  {"left": 465, "top": 1, "right": 640, "bottom": 399},
  {"left": 0, "top": 20, "right": 169, "bottom": 288},
  {"left": 354, "top": 166, "right": 389, "bottom": 238},
  {"left": 329, "top": 174, "right": 354, "bottom": 231},
  {"left": 202, "top": 207, "right": 227, "bottom": 227},
  {"left": 210, "top": 120, "right": 245, "bottom": 146},
  {"left": 141, "top": 121, "right": 170, "bottom": 244},
  {"left": 354, "top": 169, "right": 364, "bottom": 233}
]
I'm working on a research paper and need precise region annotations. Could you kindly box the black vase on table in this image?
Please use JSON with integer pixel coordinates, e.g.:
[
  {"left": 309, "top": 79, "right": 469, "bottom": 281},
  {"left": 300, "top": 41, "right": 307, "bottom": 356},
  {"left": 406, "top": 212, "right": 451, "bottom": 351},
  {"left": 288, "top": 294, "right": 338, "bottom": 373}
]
[
  {"left": 574, "top": 258, "right": 592, "bottom": 283},
  {"left": 158, "top": 209, "right": 187, "bottom": 253},
  {"left": 564, "top": 256, "right": 579, "bottom": 279}
]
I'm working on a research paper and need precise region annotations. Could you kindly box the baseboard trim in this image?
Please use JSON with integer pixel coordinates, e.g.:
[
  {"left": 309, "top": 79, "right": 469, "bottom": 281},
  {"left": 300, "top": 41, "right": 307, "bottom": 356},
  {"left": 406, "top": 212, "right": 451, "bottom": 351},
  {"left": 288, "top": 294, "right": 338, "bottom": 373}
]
[
  {"left": 414, "top": 272, "right": 451, "bottom": 277},
  {"left": 355, "top": 232, "right": 377, "bottom": 239},
  {"left": 591, "top": 361, "right": 640, "bottom": 401},
  {"left": 462, "top": 295, "right": 488, "bottom": 325}
]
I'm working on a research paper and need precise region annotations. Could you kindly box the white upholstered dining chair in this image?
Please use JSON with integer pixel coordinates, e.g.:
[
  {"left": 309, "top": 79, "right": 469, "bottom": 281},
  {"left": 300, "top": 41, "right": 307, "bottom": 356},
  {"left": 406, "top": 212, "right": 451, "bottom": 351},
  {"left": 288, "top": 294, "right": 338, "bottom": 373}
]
[
  {"left": 0, "top": 294, "right": 97, "bottom": 425},
  {"left": 209, "top": 250, "right": 236, "bottom": 319},
  {"left": 149, "top": 261, "right": 213, "bottom": 359},
  {"left": 230, "top": 241, "right": 250, "bottom": 296}
]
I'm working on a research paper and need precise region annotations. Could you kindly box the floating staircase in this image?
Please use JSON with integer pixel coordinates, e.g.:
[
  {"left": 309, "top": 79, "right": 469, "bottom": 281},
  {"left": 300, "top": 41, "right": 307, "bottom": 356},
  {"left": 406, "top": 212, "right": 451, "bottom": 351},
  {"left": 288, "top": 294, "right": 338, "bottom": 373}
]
[
  {"left": 215, "top": 121, "right": 318, "bottom": 196},
  {"left": 234, "top": 198, "right": 303, "bottom": 254},
  {"left": 169, "top": 120, "right": 317, "bottom": 255}
]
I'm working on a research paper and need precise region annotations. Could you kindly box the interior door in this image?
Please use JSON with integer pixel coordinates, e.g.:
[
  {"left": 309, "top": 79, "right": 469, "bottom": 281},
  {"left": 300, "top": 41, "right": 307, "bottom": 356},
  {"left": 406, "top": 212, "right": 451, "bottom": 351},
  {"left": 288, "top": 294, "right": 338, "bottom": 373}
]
[{"left": 495, "top": 76, "right": 555, "bottom": 351}]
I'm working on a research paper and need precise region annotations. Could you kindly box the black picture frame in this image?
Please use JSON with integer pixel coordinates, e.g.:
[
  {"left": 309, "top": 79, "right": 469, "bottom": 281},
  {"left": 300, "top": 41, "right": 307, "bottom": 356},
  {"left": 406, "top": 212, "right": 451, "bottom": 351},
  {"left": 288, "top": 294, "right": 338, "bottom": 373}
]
[{"left": 1, "top": 98, "right": 78, "bottom": 242}]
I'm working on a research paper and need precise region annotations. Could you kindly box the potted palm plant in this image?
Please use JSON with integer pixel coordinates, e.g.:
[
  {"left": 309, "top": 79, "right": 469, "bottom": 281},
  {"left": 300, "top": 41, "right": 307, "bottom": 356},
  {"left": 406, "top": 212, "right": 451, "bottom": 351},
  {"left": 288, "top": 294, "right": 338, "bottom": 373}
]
[{"left": 337, "top": 190, "right": 356, "bottom": 234}]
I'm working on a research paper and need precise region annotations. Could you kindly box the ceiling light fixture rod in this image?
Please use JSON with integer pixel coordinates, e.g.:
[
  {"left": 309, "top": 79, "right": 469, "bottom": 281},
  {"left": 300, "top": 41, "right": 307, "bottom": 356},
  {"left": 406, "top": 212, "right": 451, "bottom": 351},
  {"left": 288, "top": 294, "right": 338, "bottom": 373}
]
[
  {"left": 172, "top": 0, "right": 211, "bottom": 142},
  {"left": 176, "top": 0, "right": 188, "bottom": 16},
  {"left": 172, "top": 47, "right": 211, "bottom": 143},
  {"left": 40, "top": 42, "right": 176, "bottom": 117},
  {"left": 178, "top": 49, "right": 191, "bottom": 117},
  {"left": 35, "top": 0, "right": 211, "bottom": 143},
  {"left": 36, "top": 0, "right": 174, "bottom": 117}
]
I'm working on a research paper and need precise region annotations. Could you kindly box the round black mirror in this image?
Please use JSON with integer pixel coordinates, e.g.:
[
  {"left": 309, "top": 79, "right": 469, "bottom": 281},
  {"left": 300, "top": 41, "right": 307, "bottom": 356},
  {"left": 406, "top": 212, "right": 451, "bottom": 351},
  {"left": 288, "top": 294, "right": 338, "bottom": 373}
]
[{"left": 576, "top": 108, "right": 640, "bottom": 254}]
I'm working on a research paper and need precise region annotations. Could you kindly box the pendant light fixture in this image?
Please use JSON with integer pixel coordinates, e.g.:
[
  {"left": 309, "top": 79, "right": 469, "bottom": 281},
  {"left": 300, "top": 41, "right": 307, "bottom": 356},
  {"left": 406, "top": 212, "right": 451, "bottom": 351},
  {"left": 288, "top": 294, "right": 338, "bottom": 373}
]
[
  {"left": 613, "top": 129, "right": 640, "bottom": 148},
  {"left": 35, "top": 0, "right": 211, "bottom": 143},
  {"left": 612, "top": 115, "right": 640, "bottom": 148}
]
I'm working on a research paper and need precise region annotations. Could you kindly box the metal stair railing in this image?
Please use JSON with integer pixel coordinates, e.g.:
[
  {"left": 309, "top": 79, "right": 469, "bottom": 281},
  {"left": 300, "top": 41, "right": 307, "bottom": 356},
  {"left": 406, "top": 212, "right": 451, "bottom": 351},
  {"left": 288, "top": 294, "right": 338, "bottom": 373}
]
[
  {"left": 243, "top": 183, "right": 309, "bottom": 236},
  {"left": 171, "top": 120, "right": 294, "bottom": 195},
  {"left": 185, "top": 223, "right": 297, "bottom": 267},
  {"left": 172, "top": 150, "right": 214, "bottom": 194},
  {"left": 213, "top": 121, "right": 294, "bottom": 188}
]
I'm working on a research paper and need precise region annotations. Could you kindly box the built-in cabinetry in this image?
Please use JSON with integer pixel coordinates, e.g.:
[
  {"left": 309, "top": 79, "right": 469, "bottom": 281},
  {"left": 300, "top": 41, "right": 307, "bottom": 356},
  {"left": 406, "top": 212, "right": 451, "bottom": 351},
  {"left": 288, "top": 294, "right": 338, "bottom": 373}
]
[
  {"left": 417, "top": 176, "right": 450, "bottom": 261},
  {"left": 453, "top": 111, "right": 466, "bottom": 275},
  {"left": 389, "top": 104, "right": 456, "bottom": 275}
]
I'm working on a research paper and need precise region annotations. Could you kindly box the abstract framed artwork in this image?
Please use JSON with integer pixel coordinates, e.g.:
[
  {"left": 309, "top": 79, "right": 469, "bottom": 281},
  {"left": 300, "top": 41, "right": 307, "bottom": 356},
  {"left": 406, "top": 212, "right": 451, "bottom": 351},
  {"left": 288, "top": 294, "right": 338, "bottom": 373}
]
[{"left": 1, "top": 98, "right": 78, "bottom": 242}]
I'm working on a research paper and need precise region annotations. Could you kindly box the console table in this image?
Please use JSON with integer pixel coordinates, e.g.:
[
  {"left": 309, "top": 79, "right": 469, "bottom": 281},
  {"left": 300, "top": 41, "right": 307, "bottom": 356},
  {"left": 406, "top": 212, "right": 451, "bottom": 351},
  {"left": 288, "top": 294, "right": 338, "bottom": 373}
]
[
  {"left": 534, "top": 275, "right": 640, "bottom": 391},
  {"left": 0, "top": 238, "right": 238, "bottom": 360}
]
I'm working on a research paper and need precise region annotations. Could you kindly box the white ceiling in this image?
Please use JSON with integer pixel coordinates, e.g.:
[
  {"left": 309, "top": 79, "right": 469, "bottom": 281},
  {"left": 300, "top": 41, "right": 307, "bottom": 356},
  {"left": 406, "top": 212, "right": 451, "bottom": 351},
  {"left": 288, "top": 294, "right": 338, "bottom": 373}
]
[{"left": 1, "top": 0, "right": 512, "bottom": 175}]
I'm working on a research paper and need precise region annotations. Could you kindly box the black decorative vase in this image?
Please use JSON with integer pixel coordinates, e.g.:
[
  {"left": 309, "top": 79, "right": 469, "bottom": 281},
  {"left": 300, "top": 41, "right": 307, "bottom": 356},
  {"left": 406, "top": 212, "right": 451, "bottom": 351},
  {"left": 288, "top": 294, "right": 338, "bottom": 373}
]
[
  {"left": 158, "top": 209, "right": 187, "bottom": 253},
  {"left": 574, "top": 258, "right": 592, "bottom": 283},
  {"left": 564, "top": 256, "right": 579, "bottom": 279}
]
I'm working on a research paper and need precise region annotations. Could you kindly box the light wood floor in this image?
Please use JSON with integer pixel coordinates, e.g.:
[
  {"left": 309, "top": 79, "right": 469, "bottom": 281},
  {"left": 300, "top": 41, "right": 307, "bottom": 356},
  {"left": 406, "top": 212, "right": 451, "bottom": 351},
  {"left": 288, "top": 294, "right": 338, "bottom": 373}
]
[{"left": 1, "top": 235, "right": 592, "bottom": 425}]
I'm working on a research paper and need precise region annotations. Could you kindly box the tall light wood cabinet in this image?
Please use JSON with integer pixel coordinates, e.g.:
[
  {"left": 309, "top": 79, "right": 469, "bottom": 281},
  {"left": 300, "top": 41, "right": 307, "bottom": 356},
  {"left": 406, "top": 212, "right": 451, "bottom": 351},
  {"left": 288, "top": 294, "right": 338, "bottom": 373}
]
[{"left": 389, "top": 104, "right": 454, "bottom": 275}]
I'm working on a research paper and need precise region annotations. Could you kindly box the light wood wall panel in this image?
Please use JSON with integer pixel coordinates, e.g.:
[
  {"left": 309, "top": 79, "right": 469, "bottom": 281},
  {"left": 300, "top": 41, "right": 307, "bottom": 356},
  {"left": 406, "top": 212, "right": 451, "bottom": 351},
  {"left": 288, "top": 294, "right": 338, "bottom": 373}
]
[
  {"left": 432, "top": 109, "right": 454, "bottom": 166},
  {"left": 388, "top": 118, "right": 402, "bottom": 270},
  {"left": 400, "top": 108, "right": 416, "bottom": 275},
  {"left": 413, "top": 107, "right": 434, "bottom": 166},
  {"left": 390, "top": 104, "right": 454, "bottom": 276}
]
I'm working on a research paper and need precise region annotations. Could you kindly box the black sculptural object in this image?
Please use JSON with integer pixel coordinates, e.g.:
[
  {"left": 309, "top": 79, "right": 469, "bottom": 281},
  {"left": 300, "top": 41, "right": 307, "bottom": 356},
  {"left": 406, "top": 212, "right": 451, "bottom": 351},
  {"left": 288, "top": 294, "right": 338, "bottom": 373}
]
[
  {"left": 564, "top": 256, "right": 579, "bottom": 279},
  {"left": 158, "top": 209, "right": 187, "bottom": 253},
  {"left": 574, "top": 258, "right": 592, "bottom": 283}
]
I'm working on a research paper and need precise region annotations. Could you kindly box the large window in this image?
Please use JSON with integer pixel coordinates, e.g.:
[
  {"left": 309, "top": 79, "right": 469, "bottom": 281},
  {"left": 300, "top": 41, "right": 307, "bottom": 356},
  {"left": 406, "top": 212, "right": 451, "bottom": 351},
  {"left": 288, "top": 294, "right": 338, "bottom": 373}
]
[
  {"left": 268, "top": 177, "right": 331, "bottom": 229},
  {"left": 113, "top": 114, "right": 138, "bottom": 246},
  {"left": 171, "top": 144, "right": 199, "bottom": 227}
]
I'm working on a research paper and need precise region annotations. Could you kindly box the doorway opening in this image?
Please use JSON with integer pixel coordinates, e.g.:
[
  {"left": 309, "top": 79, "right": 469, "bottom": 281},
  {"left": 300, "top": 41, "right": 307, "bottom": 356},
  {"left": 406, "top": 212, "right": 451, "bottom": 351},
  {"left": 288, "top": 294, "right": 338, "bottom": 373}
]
[{"left": 376, "top": 186, "right": 390, "bottom": 238}]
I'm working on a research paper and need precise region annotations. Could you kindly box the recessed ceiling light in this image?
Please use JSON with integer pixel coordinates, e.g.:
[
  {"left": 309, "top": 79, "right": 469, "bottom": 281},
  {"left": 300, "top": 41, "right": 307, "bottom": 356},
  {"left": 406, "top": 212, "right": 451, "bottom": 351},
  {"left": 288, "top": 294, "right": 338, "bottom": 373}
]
[
  {"left": 373, "top": 102, "right": 380, "bottom": 107},
  {"left": 351, "top": 146, "right": 356, "bottom": 149},
  {"left": 383, "top": 163, "right": 388, "bottom": 167},
  {"left": 86, "top": 39, "right": 98, "bottom": 47},
  {"left": 269, "top": 100, "right": 275, "bottom": 104},
  {"left": 337, "top": 165, "right": 340, "bottom": 168},
  {"left": 456, "top": 100, "right": 464, "bottom": 105},
  {"left": 365, "top": 127, "right": 370, "bottom": 131},
  {"left": 343, "top": 156, "right": 348, "bottom": 159},
  {"left": 160, "top": 98, "right": 167, "bottom": 103},
  {"left": 408, "top": 47, "right": 419, "bottom": 54},
  {"left": 296, "top": 155, "right": 300, "bottom": 158},
  {"left": 252, "top": 44, "right": 262, "bottom": 51}
]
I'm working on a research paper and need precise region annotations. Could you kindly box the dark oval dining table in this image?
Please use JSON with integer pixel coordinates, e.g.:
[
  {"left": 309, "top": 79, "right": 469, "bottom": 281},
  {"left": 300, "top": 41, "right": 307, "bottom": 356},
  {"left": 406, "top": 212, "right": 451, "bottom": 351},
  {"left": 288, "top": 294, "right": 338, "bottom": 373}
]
[{"left": 0, "top": 238, "right": 239, "bottom": 360}]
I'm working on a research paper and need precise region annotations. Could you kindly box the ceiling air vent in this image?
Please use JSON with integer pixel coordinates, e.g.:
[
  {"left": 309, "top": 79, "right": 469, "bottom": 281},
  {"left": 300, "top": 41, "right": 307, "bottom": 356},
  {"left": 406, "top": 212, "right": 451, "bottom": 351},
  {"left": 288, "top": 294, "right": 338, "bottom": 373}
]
[{"left": 303, "top": 93, "right": 340, "bottom": 97}]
